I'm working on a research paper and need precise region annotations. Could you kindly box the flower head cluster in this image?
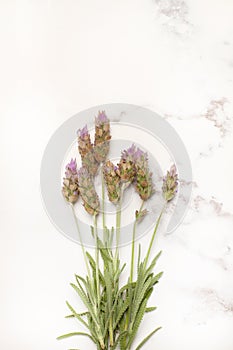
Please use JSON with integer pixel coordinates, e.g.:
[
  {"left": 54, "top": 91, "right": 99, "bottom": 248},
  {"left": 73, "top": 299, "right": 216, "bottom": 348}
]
[
  {"left": 103, "top": 160, "right": 121, "bottom": 204},
  {"left": 162, "top": 164, "right": 178, "bottom": 202},
  {"left": 117, "top": 144, "right": 137, "bottom": 185},
  {"left": 134, "top": 149, "right": 154, "bottom": 201},
  {"left": 77, "top": 125, "right": 99, "bottom": 177},
  {"left": 94, "top": 111, "right": 111, "bottom": 163},
  {"left": 104, "top": 144, "right": 154, "bottom": 204},
  {"left": 78, "top": 166, "right": 100, "bottom": 215},
  {"left": 62, "top": 158, "right": 79, "bottom": 204}
]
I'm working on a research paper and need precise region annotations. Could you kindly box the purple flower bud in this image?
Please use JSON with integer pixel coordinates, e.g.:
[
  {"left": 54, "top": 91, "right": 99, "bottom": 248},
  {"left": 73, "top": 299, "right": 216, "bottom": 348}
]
[
  {"left": 95, "top": 111, "right": 108, "bottom": 126},
  {"left": 65, "top": 158, "right": 77, "bottom": 176},
  {"left": 77, "top": 125, "right": 88, "bottom": 138},
  {"left": 134, "top": 148, "right": 144, "bottom": 161},
  {"left": 121, "top": 144, "right": 137, "bottom": 162}
]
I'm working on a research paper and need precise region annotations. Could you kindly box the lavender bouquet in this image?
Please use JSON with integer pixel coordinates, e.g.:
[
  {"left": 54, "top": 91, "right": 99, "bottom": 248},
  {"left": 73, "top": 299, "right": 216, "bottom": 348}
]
[{"left": 58, "top": 112, "right": 178, "bottom": 350}]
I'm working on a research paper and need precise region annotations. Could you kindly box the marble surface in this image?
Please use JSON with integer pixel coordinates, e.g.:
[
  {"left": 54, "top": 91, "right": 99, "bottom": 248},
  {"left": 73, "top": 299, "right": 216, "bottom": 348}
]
[{"left": 0, "top": 0, "right": 233, "bottom": 349}]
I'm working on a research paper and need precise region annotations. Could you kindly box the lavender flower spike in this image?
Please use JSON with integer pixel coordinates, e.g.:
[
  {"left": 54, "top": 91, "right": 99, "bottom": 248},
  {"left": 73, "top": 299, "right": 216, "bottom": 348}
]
[
  {"left": 95, "top": 110, "right": 108, "bottom": 125},
  {"left": 78, "top": 166, "right": 100, "bottom": 215},
  {"left": 103, "top": 160, "right": 121, "bottom": 204},
  {"left": 134, "top": 148, "right": 154, "bottom": 201},
  {"left": 94, "top": 111, "right": 111, "bottom": 163},
  {"left": 62, "top": 158, "right": 79, "bottom": 204},
  {"left": 77, "top": 124, "right": 99, "bottom": 177},
  {"left": 117, "top": 144, "right": 137, "bottom": 184},
  {"left": 162, "top": 164, "right": 178, "bottom": 202}
]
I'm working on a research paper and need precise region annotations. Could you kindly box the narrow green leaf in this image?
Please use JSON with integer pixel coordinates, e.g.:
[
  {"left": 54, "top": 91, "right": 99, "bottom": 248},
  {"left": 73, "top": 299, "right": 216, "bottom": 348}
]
[
  {"left": 86, "top": 252, "right": 105, "bottom": 286},
  {"left": 135, "top": 327, "right": 162, "bottom": 350},
  {"left": 131, "top": 276, "right": 152, "bottom": 323},
  {"left": 75, "top": 274, "right": 87, "bottom": 286},
  {"left": 151, "top": 271, "right": 163, "bottom": 285},
  {"left": 113, "top": 298, "right": 130, "bottom": 330},
  {"left": 114, "top": 262, "right": 126, "bottom": 284},
  {"left": 66, "top": 301, "right": 89, "bottom": 330},
  {"left": 57, "top": 331, "right": 94, "bottom": 341},
  {"left": 145, "top": 306, "right": 157, "bottom": 313},
  {"left": 70, "top": 283, "right": 100, "bottom": 329},
  {"left": 127, "top": 297, "right": 148, "bottom": 348},
  {"left": 65, "top": 311, "right": 89, "bottom": 318},
  {"left": 99, "top": 246, "right": 112, "bottom": 263},
  {"left": 144, "top": 251, "right": 162, "bottom": 273}
]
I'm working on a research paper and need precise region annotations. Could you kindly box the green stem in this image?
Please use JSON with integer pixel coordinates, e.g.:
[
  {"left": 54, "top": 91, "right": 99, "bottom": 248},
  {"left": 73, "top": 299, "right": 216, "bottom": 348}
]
[
  {"left": 115, "top": 203, "right": 121, "bottom": 255},
  {"left": 115, "top": 184, "right": 125, "bottom": 261},
  {"left": 93, "top": 214, "right": 100, "bottom": 309},
  {"left": 71, "top": 204, "right": 91, "bottom": 280},
  {"left": 101, "top": 167, "right": 114, "bottom": 347},
  {"left": 101, "top": 165, "right": 106, "bottom": 230},
  {"left": 130, "top": 201, "right": 144, "bottom": 283},
  {"left": 144, "top": 205, "right": 165, "bottom": 268}
]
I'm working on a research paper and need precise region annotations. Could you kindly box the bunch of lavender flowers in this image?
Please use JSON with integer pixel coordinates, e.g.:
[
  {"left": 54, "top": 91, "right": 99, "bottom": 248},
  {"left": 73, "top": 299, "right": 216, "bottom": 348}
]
[{"left": 59, "top": 117, "right": 179, "bottom": 350}]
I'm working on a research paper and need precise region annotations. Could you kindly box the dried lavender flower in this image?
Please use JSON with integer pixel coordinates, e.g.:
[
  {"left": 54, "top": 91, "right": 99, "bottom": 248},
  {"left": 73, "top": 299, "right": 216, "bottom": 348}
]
[
  {"left": 134, "top": 148, "right": 154, "bottom": 201},
  {"left": 62, "top": 158, "right": 79, "bottom": 204},
  {"left": 103, "top": 160, "right": 121, "bottom": 204},
  {"left": 78, "top": 166, "right": 100, "bottom": 215},
  {"left": 162, "top": 164, "right": 178, "bottom": 202},
  {"left": 77, "top": 125, "right": 99, "bottom": 177},
  {"left": 94, "top": 111, "right": 111, "bottom": 163},
  {"left": 117, "top": 144, "right": 136, "bottom": 185}
]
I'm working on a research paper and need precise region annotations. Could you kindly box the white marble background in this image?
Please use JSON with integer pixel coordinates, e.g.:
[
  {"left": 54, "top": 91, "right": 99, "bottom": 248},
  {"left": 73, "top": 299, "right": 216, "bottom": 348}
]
[{"left": 0, "top": 0, "right": 233, "bottom": 349}]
